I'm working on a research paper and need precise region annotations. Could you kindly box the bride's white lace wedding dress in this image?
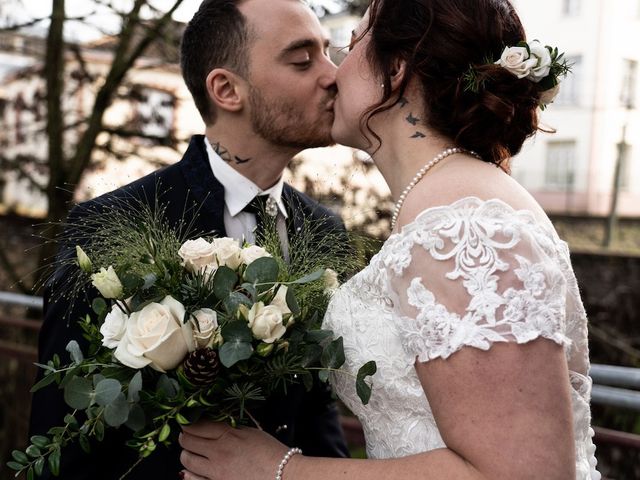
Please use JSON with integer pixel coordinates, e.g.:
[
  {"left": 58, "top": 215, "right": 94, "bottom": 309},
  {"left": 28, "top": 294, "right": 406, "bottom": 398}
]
[{"left": 323, "top": 197, "right": 600, "bottom": 479}]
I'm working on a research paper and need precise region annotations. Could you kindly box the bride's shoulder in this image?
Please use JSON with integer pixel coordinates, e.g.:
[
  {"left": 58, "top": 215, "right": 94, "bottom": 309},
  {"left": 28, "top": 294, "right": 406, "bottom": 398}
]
[{"left": 395, "top": 158, "right": 548, "bottom": 231}]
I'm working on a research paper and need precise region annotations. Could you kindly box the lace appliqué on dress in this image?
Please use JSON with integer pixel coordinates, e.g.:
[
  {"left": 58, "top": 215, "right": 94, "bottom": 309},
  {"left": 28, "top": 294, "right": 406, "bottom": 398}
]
[{"left": 385, "top": 198, "right": 572, "bottom": 362}]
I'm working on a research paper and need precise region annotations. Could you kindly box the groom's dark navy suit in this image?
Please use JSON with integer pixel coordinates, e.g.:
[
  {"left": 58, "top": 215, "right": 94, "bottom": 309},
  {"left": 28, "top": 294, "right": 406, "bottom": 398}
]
[{"left": 29, "top": 135, "right": 349, "bottom": 479}]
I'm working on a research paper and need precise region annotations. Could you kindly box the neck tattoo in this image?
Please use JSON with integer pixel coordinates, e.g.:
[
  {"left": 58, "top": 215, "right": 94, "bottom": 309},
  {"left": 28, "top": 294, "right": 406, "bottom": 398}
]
[
  {"left": 390, "top": 147, "right": 482, "bottom": 230},
  {"left": 211, "top": 140, "right": 253, "bottom": 165}
]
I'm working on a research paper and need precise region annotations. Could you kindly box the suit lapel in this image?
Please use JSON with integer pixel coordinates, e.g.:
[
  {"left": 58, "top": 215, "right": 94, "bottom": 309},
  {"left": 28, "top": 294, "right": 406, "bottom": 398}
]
[{"left": 177, "top": 136, "right": 227, "bottom": 238}]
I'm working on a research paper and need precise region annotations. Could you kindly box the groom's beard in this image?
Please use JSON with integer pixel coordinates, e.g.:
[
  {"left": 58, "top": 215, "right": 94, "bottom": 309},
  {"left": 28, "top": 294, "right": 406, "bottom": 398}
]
[{"left": 249, "top": 85, "right": 335, "bottom": 149}]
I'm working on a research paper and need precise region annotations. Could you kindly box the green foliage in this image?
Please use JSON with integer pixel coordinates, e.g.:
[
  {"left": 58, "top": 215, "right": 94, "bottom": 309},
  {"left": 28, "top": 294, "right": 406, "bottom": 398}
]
[{"left": 16, "top": 192, "right": 377, "bottom": 479}]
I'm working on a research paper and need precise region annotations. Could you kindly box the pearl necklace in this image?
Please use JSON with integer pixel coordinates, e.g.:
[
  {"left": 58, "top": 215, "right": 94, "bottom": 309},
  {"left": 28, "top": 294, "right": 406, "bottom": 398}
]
[{"left": 390, "top": 147, "right": 481, "bottom": 230}]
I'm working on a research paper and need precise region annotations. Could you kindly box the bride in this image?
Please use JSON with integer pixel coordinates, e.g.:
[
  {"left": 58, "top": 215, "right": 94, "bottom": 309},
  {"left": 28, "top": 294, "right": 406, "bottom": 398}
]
[{"left": 178, "top": 0, "right": 600, "bottom": 478}]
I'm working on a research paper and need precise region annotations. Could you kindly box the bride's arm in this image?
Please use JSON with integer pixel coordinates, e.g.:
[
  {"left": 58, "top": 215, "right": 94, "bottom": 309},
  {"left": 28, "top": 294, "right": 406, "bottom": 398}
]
[{"left": 179, "top": 338, "right": 575, "bottom": 480}]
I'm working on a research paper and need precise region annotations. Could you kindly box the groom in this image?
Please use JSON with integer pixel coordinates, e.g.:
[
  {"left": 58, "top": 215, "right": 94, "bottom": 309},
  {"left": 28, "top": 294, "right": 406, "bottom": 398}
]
[{"left": 29, "top": 0, "right": 349, "bottom": 478}]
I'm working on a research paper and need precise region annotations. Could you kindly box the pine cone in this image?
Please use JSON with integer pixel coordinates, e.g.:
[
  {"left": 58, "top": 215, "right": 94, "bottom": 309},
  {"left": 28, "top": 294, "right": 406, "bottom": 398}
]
[{"left": 182, "top": 348, "right": 220, "bottom": 387}]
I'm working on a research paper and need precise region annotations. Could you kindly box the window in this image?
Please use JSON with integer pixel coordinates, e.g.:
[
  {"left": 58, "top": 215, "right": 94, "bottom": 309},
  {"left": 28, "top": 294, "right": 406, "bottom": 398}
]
[
  {"left": 621, "top": 59, "right": 637, "bottom": 108},
  {"left": 562, "top": 0, "right": 581, "bottom": 17},
  {"left": 545, "top": 141, "right": 576, "bottom": 189},
  {"left": 555, "top": 55, "right": 582, "bottom": 105}
]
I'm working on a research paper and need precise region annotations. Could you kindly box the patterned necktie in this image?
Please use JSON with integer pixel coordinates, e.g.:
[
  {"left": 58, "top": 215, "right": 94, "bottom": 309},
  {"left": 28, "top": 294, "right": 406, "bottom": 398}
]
[{"left": 242, "top": 195, "right": 278, "bottom": 244}]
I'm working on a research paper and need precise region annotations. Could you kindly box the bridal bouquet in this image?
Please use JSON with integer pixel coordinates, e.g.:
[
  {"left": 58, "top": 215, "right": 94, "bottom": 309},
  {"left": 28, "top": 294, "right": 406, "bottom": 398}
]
[{"left": 9, "top": 200, "right": 375, "bottom": 479}]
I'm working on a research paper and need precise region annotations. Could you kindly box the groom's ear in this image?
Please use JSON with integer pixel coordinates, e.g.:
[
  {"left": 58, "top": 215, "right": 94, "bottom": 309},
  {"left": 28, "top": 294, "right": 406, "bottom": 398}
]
[{"left": 205, "top": 68, "right": 245, "bottom": 113}]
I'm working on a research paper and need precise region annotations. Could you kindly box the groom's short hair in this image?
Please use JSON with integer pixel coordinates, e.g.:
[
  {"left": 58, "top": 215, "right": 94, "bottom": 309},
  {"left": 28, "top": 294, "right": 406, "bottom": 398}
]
[{"left": 180, "top": 0, "right": 253, "bottom": 125}]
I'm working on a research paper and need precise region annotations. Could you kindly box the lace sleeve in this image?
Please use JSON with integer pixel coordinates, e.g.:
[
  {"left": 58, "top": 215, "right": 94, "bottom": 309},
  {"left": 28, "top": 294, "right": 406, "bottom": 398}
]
[{"left": 384, "top": 198, "right": 572, "bottom": 363}]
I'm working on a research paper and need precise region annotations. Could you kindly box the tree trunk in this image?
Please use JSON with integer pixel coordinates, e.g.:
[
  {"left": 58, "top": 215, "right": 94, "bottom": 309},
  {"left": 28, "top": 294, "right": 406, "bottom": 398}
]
[{"left": 34, "top": 0, "right": 66, "bottom": 291}]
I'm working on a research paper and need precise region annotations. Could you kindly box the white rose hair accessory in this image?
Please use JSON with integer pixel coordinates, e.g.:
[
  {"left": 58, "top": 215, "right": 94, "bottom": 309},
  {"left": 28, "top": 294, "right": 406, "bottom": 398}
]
[{"left": 462, "top": 39, "right": 571, "bottom": 109}]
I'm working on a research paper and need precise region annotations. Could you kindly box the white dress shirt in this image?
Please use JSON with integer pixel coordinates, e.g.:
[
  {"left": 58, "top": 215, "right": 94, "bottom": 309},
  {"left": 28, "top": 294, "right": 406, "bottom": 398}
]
[{"left": 204, "top": 137, "right": 290, "bottom": 256}]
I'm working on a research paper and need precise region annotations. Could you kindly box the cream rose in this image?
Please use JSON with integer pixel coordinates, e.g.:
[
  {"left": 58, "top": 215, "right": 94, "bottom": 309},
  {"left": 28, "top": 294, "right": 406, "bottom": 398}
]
[
  {"left": 114, "top": 296, "right": 193, "bottom": 371},
  {"left": 241, "top": 245, "right": 271, "bottom": 266},
  {"left": 213, "top": 237, "right": 243, "bottom": 270},
  {"left": 495, "top": 46, "right": 538, "bottom": 79},
  {"left": 247, "top": 302, "right": 286, "bottom": 344},
  {"left": 179, "top": 238, "right": 217, "bottom": 273},
  {"left": 190, "top": 308, "right": 218, "bottom": 349},
  {"left": 100, "top": 305, "right": 128, "bottom": 349},
  {"left": 91, "top": 266, "right": 123, "bottom": 299},
  {"left": 527, "top": 40, "right": 552, "bottom": 82}
]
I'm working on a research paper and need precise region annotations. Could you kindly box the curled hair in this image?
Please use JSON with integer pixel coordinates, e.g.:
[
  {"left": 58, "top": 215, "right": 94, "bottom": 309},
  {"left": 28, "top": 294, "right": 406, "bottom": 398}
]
[
  {"left": 363, "top": 0, "right": 546, "bottom": 169},
  {"left": 180, "top": 0, "right": 252, "bottom": 125}
]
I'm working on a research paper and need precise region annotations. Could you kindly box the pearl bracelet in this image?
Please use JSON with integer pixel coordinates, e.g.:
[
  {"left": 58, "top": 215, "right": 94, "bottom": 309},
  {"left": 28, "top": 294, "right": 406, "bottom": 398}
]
[{"left": 275, "top": 447, "right": 302, "bottom": 480}]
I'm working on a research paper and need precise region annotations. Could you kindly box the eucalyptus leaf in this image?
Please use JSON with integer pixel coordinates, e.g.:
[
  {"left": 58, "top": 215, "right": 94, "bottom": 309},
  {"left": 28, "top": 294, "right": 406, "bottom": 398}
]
[
  {"left": 224, "top": 292, "right": 252, "bottom": 316},
  {"left": 318, "top": 369, "right": 329, "bottom": 383},
  {"left": 128, "top": 371, "right": 143, "bottom": 402},
  {"left": 290, "top": 268, "right": 324, "bottom": 285},
  {"left": 219, "top": 340, "right": 253, "bottom": 368},
  {"left": 219, "top": 321, "right": 254, "bottom": 367},
  {"left": 321, "top": 337, "right": 345, "bottom": 369},
  {"left": 157, "top": 375, "right": 180, "bottom": 399},
  {"left": 285, "top": 286, "right": 301, "bottom": 315},
  {"left": 95, "top": 420, "right": 105, "bottom": 441},
  {"left": 244, "top": 257, "right": 279, "bottom": 285},
  {"left": 65, "top": 340, "right": 84, "bottom": 364},
  {"left": 94, "top": 378, "right": 122, "bottom": 406},
  {"left": 79, "top": 434, "right": 91, "bottom": 454},
  {"left": 213, "top": 266, "right": 238, "bottom": 300},
  {"left": 356, "top": 360, "right": 377, "bottom": 405},
  {"left": 92, "top": 374, "right": 105, "bottom": 387},
  {"left": 104, "top": 392, "right": 130, "bottom": 427},
  {"left": 301, "top": 344, "right": 322, "bottom": 367},
  {"left": 63, "top": 377, "right": 93, "bottom": 410},
  {"left": 30, "top": 373, "right": 57, "bottom": 393},
  {"left": 92, "top": 298, "right": 107, "bottom": 316},
  {"left": 125, "top": 404, "right": 146, "bottom": 432}
]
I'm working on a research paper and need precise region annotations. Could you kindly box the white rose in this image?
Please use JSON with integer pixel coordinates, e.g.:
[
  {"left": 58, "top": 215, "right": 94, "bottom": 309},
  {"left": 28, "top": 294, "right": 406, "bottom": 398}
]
[
  {"left": 247, "top": 302, "right": 286, "bottom": 344},
  {"left": 91, "top": 266, "right": 123, "bottom": 299},
  {"left": 100, "top": 305, "right": 128, "bottom": 349},
  {"left": 179, "top": 238, "right": 217, "bottom": 273},
  {"left": 270, "top": 285, "right": 293, "bottom": 323},
  {"left": 241, "top": 245, "right": 272, "bottom": 266},
  {"left": 213, "top": 237, "right": 243, "bottom": 270},
  {"left": 495, "top": 46, "right": 538, "bottom": 79},
  {"left": 540, "top": 84, "right": 561, "bottom": 105},
  {"left": 527, "top": 40, "right": 552, "bottom": 82},
  {"left": 323, "top": 268, "right": 340, "bottom": 295},
  {"left": 76, "top": 246, "right": 92, "bottom": 273},
  {"left": 114, "top": 295, "right": 194, "bottom": 371},
  {"left": 190, "top": 308, "right": 218, "bottom": 349}
]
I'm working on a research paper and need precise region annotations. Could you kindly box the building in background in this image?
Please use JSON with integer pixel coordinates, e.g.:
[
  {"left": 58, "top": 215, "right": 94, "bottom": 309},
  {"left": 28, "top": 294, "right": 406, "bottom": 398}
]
[{"left": 510, "top": 0, "right": 639, "bottom": 217}]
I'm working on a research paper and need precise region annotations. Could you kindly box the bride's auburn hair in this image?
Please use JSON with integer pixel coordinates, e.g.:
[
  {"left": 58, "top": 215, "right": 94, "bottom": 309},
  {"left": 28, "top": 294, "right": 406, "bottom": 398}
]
[{"left": 364, "top": 0, "right": 544, "bottom": 170}]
